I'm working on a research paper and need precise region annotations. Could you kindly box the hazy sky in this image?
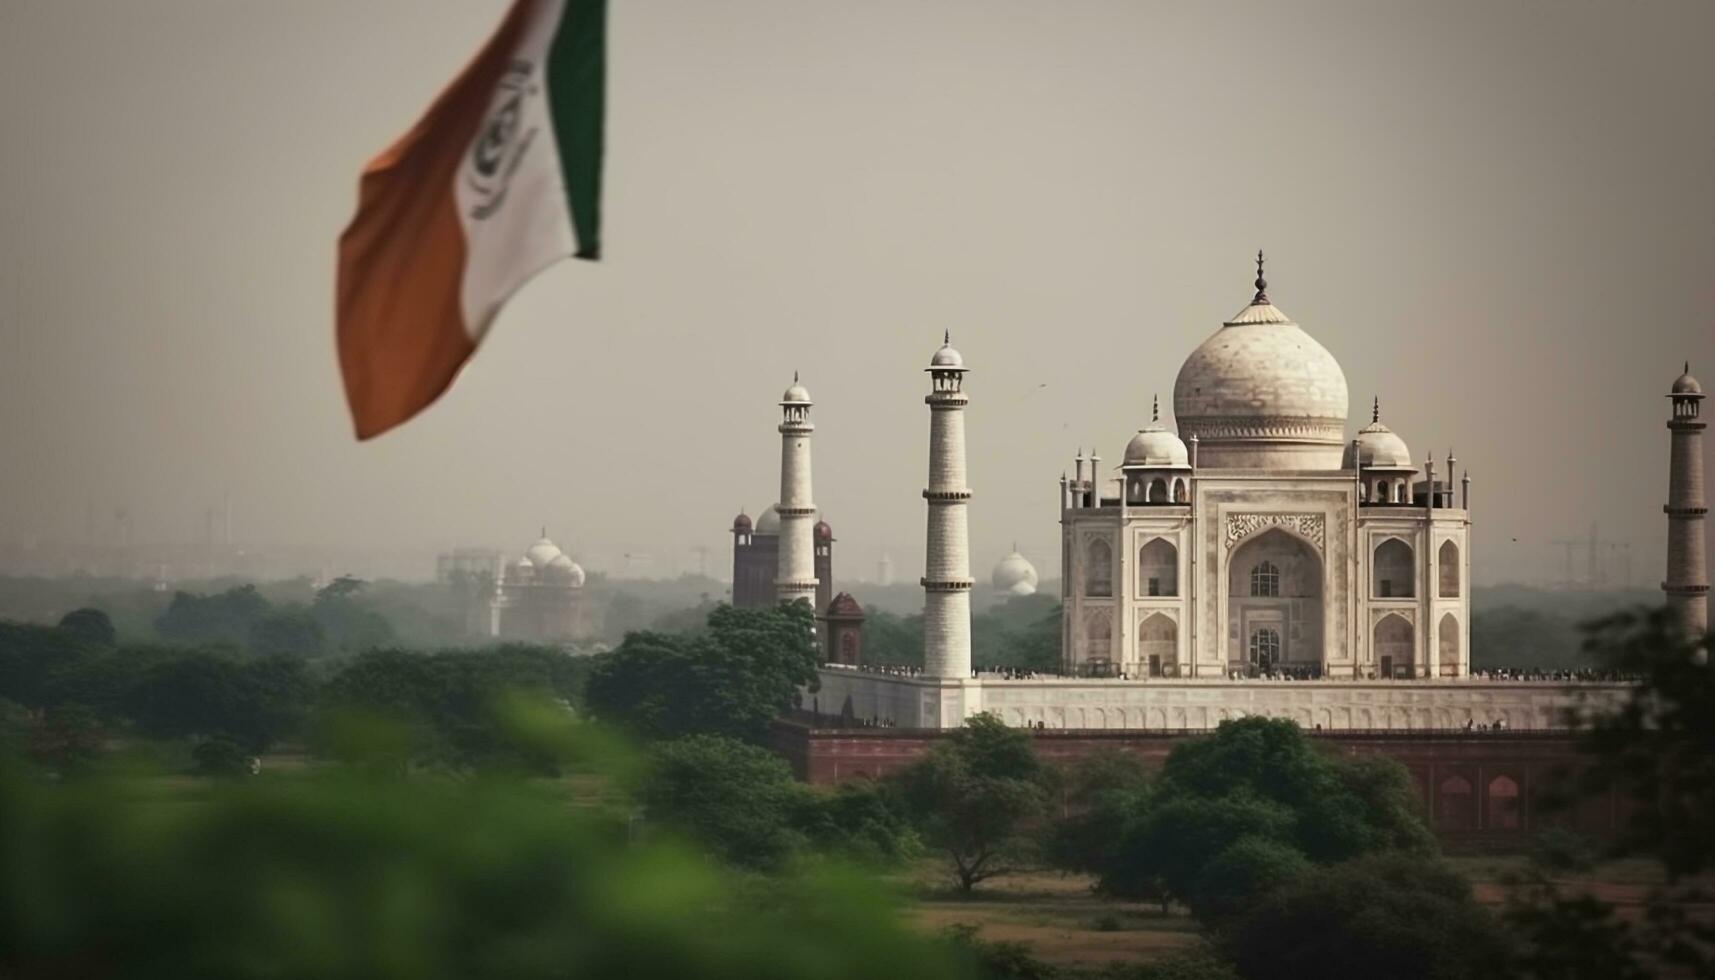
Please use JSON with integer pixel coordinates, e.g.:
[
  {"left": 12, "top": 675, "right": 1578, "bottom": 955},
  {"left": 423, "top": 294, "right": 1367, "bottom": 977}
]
[{"left": 2, "top": 0, "right": 1712, "bottom": 585}]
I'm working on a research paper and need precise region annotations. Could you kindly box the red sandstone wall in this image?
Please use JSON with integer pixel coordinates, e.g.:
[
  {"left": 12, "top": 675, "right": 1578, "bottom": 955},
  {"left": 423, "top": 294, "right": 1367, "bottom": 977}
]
[{"left": 772, "top": 723, "right": 1629, "bottom": 844}]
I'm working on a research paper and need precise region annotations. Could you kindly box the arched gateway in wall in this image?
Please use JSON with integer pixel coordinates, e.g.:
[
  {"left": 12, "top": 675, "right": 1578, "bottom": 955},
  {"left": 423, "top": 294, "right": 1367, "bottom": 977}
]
[{"left": 1227, "top": 527, "right": 1323, "bottom": 673}]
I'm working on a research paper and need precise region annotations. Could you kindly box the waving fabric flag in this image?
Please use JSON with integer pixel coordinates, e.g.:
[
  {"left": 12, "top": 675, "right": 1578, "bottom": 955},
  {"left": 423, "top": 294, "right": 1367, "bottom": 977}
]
[{"left": 337, "top": 0, "right": 604, "bottom": 440}]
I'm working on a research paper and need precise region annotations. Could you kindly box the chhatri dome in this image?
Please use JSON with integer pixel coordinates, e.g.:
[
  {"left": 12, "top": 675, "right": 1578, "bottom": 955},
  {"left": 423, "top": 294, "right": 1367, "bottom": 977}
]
[
  {"left": 782, "top": 372, "right": 812, "bottom": 405},
  {"left": 929, "top": 331, "right": 965, "bottom": 369},
  {"left": 1124, "top": 396, "right": 1190, "bottom": 467},
  {"left": 1173, "top": 252, "right": 1349, "bottom": 469},
  {"left": 1343, "top": 397, "right": 1414, "bottom": 469},
  {"left": 1672, "top": 362, "right": 1702, "bottom": 395},
  {"left": 992, "top": 546, "right": 1039, "bottom": 597}
]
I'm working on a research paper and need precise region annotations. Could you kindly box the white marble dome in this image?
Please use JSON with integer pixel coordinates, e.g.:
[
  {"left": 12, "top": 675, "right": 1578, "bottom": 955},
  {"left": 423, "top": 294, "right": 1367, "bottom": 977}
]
[
  {"left": 1173, "top": 266, "right": 1349, "bottom": 469},
  {"left": 992, "top": 549, "right": 1039, "bottom": 596},
  {"left": 754, "top": 504, "right": 781, "bottom": 535},
  {"left": 1345, "top": 420, "right": 1413, "bottom": 469},
  {"left": 511, "top": 556, "right": 535, "bottom": 579},
  {"left": 1124, "top": 422, "right": 1190, "bottom": 467},
  {"left": 525, "top": 536, "right": 564, "bottom": 568}
]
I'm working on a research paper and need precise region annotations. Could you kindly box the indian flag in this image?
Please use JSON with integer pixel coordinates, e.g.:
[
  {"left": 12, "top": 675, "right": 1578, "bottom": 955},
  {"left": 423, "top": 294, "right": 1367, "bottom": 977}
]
[{"left": 337, "top": 0, "right": 604, "bottom": 440}]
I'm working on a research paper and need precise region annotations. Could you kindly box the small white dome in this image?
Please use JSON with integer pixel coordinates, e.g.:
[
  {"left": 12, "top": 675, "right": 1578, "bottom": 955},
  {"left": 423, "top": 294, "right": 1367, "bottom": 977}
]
[
  {"left": 781, "top": 376, "right": 812, "bottom": 404},
  {"left": 511, "top": 556, "right": 535, "bottom": 579},
  {"left": 1124, "top": 423, "right": 1190, "bottom": 468},
  {"left": 1343, "top": 401, "right": 1414, "bottom": 469},
  {"left": 1673, "top": 363, "right": 1702, "bottom": 395},
  {"left": 525, "top": 536, "right": 564, "bottom": 568},
  {"left": 930, "top": 343, "right": 964, "bottom": 369},
  {"left": 992, "top": 549, "right": 1039, "bottom": 596},
  {"left": 1346, "top": 422, "right": 1413, "bottom": 469},
  {"left": 754, "top": 504, "right": 781, "bottom": 535},
  {"left": 546, "top": 553, "right": 586, "bottom": 587}
]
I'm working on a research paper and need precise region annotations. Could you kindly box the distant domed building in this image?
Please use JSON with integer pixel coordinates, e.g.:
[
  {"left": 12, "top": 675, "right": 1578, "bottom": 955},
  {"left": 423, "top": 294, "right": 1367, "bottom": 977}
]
[
  {"left": 992, "top": 547, "right": 1039, "bottom": 597},
  {"left": 488, "top": 530, "right": 591, "bottom": 644},
  {"left": 729, "top": 508, "right": 835, "bottom": 611}
]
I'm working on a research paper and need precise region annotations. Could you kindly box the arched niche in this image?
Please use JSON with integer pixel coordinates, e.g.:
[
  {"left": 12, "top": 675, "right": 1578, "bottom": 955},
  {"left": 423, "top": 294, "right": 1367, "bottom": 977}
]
[
  {"left": 1228, "top": 528, "right": 1323, "bottom": 672},
  {"left": 1373, "top": 538, "right": 1415, "bottom": 598},
  {"left": 1139, "top": 537, "right": 1178, "bottom": 597}
]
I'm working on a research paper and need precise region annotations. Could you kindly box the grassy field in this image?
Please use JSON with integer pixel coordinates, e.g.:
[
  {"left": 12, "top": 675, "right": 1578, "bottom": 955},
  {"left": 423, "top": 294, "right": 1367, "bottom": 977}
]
[
  {"left": 896, "top": 856, "right": 1711, "bottom": 970},
  {"left": 899, "top": 866, "right": 1203, "bottom": 967}
]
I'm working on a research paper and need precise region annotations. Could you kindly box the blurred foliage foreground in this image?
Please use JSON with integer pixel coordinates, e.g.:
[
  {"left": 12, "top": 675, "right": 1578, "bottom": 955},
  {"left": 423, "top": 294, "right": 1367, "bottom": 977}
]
[{"left": 0, "top": 701, "right": 969, "bottom": 980}]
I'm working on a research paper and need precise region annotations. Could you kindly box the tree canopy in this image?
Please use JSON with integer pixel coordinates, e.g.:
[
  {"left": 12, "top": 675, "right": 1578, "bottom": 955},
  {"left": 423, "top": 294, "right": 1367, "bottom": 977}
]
[
  {"left": 1222, "top": 854, "right": 1515, "bottom": 980},
  {"left": 585, "top": 601, "right": 820, "bottom": 743},
  {"left": 57, "top": 608, "right": 116, "bottom": 647},
  {"left": 894, "top": 713, "right": 1053, "bottom": 892},
  {"left": 1096, "top": 717, "right": 1435, "bottom": 919},
  {"left": 1505, "top": 608, "right": 1715, "bottom": 977}
]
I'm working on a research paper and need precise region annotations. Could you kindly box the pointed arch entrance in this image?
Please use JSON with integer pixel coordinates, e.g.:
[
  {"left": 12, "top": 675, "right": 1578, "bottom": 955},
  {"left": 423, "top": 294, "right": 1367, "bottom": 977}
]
[{"left": 1227, "top": 528, "right": 1323, "bottom": 674}]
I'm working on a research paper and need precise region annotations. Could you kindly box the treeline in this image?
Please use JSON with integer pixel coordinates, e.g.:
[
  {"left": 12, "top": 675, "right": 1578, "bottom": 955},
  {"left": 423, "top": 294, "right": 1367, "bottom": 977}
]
[
  {"left": 2, "top": 595, "right": 1709, "bottom": 979},
  {"left": 0, "top": 603, "right": 595, "bottom": 776},
  {"left": 864, "top": 593, "right": 1061, "bottom": 670}
]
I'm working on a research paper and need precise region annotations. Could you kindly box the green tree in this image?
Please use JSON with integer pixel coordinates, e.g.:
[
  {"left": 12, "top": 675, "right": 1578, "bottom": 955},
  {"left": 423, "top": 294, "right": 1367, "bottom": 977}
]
[
  {"left": 793, "top": 780, "right": 919, "bottom": 865},
  {"left": 319, "top": 647, "right": 587, "bottom": 772},
  {"left": 1188, "top": 835, "right": 1311, "bottom": 924},
  {"left": 0, "top": 622, "right": 97, "bottom": 710},
  {"left": 249, "top": 605, "right": 325, "bottom": 658},
  {"left": 1045, "top": 749, "right": 1150, "bottom": 876},
  {"left": 24, "top": 704, "right": 104, "bottom": 775},
  {"left": 585, "top": 602, "right": 820, "bottom": 743},
  {"left": 0, "top": 758, "right": 969, "bottom": 980},
  {"left": 1505, "top": 608, "right": 1715, "bottom": 977},
  {"left": 125, "top": 651, "right": 310, "bottom": 752},
  {"left": 57, "top": 608, "right": 116, "bottom": 647},
  {"left": 894, "top": 714, "right": 1051, "bottom": 892},
  {"left": 971, "top": 595, "right": 1062, "bottom": 671},
  {"left": 312, "top": 577, "right": 396, "bottom": 654},
  {"left": 639, "top": 735, "right": 810, "bottom": 872},
  {"left": 858, "top": 609, "right": 924, "bottom": 666},
  {"left": 154, "top": 586, "right": 270, "bottom": 647},
  {"left": 1096, "top": 718, "right": 1434, "bottom": 916},
  {"left": 1221, "top": 854, "right": 1514, "bottom": 980}
]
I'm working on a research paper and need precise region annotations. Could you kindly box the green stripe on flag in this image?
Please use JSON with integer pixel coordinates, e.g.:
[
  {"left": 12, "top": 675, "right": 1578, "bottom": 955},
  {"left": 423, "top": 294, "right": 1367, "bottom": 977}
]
[{"left": 548, "top": 0, "right": 605, "bottom": 260}]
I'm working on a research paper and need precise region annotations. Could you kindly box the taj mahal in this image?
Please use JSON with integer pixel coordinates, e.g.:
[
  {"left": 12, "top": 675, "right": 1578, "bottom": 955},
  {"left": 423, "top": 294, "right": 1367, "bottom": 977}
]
[
  {"left": 768, "top": 254, "right": 1702, "bottom": 732},
  {"left": 1059, "top": 255, "right": 1470, "bottom": 682}
]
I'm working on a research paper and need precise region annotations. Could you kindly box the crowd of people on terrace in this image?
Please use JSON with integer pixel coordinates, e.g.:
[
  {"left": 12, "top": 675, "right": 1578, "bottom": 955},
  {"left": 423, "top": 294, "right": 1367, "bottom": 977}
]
[{"left": 825, "top": 661, "right": 1640, "bottom": 684}]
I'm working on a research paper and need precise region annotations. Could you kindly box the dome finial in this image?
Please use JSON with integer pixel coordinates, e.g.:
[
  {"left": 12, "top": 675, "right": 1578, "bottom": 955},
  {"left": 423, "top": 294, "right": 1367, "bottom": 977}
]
[
  {"left": 944, "top": 329, "right": 951, "bottom": 345},
  {"left": 1152, "top": 394, "right": 1160, "bottom": 422},
  {"left": 1372, "top": 396, "right": 1380, "bottom": 424},
  {"left": 793, "top": 370, "right": 799, "bottom": 383},
  {"left": 1251, "top": 249, "right": 1269, "bottom": 305},
  {"left": 540, "top": 524, "right": 546, "bottom": 538}
]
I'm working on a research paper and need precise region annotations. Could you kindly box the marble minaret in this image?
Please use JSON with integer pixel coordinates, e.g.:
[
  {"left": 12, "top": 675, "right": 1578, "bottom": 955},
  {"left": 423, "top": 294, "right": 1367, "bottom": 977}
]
[
  {"left": 1664, "top": 363, "right": 1708, "bottom": 637},
  {"left": 775, "top": 374, "right": 819, "bottom": 608},
  {"left": 922, "top": 334, "right": 973, "bottom": 678}
]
